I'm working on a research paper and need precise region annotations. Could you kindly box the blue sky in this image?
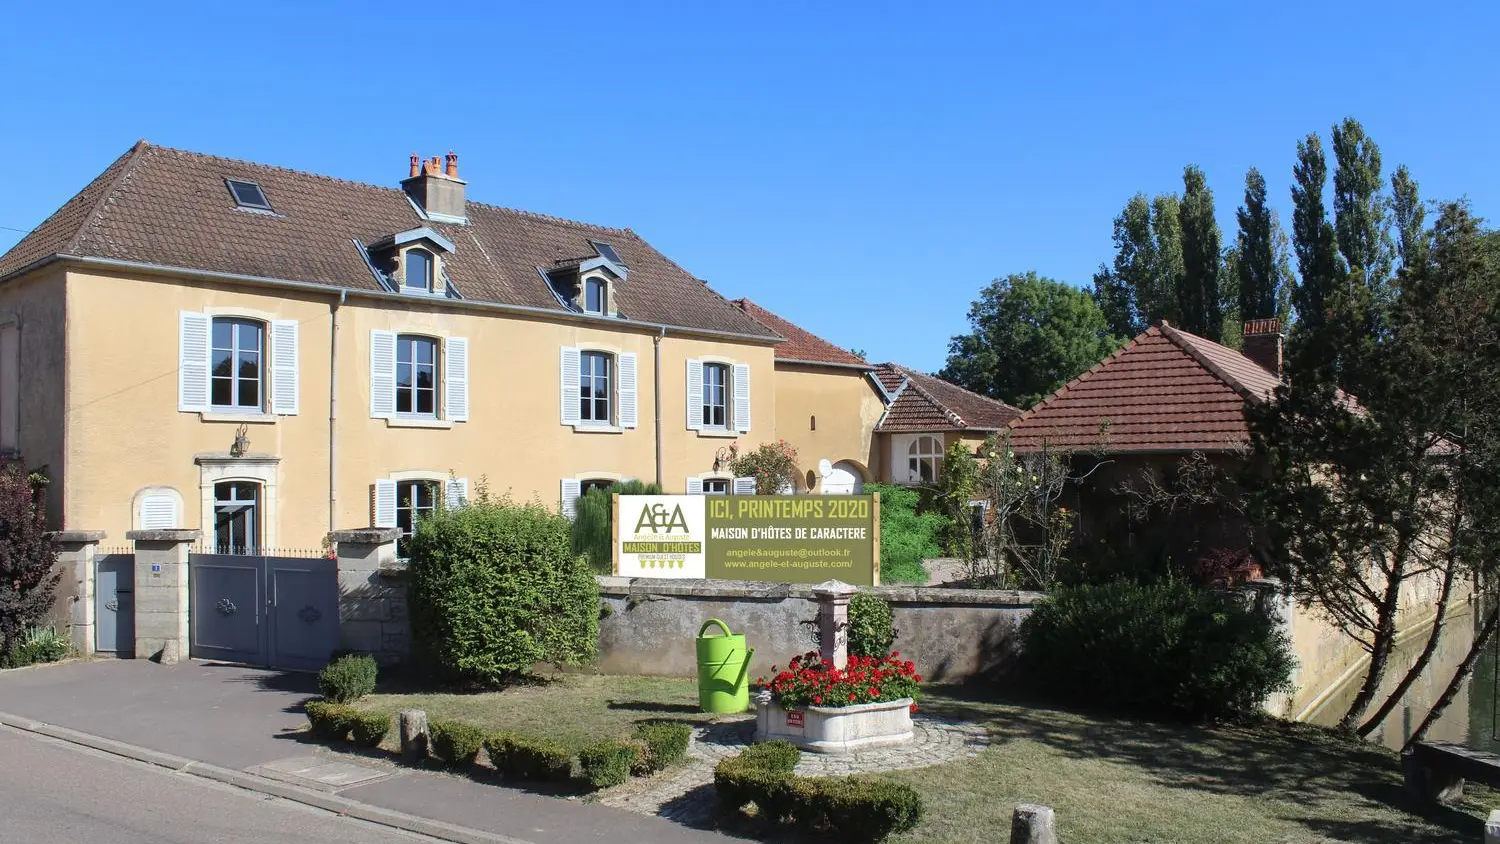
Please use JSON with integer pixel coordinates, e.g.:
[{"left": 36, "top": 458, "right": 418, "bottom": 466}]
[{"left": 1, "top": 1, "right": 1495, "bottom": 372}]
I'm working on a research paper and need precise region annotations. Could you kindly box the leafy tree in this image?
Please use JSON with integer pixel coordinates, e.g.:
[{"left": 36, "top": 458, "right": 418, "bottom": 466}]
[
  {"left": 942, "top": 272, "right": 1119, "bottom": 408},
  {"left": 1390, "top": 164, "right": 1426, "bottom": 272},
  {"left": 1290, "top": 133, "right": 1343, "bottom": 334},
  {"left": 1177, "top": 166, "right": 1225, "bottom": 340},
  {"left": 934, "top": 441, "right": 980, "bottom": 563},
  {"left": 1235, "top": 167, "right": 1291, "bottom": 322},
  {"left": 1149, "top": 194, "right": 1187, "bottom": 327},
  {"left": 1331, "top": 118, "right": 1394, "bottom": 303},
  {"left": 728, "top": 440, "right": 800, "bottom": 494},
  {"left": 1247, "top": 201, "right": 1500, "bottom": 738},
  {"left": 0, "top": 464, "right": 59, "bottom": 657},
  {"left": 1091, "top": 194, "right": 1158, "bottom": 337}
]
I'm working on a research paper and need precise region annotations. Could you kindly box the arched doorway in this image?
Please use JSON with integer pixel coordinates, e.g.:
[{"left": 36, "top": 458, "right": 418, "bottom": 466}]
[{"left": 820, "top": 460, "right": 865, "bottom": 494}]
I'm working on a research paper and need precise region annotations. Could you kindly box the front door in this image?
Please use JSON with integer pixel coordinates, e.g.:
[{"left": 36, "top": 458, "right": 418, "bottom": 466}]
[{"left": 94, "top": 555, "right": 135, "bottom": 657}]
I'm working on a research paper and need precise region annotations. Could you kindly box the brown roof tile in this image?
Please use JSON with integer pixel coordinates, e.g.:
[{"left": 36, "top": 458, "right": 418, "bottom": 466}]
[
  {"left": 874, "top": 364, "right": 1022, "bottom": 432},
  {"left": 0, "top": 142, "right": 777, "bottom": 340},
  {"left": 1005, "top": 324, "right": 1279, "bottom": 453},
  {"left": 731, "top": 299, "right": 870, "bottom": 367}
]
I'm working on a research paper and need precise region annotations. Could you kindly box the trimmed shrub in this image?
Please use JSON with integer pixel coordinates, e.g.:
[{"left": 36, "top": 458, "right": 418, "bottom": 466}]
[
  {"left": 0, "top": 466, "right": 60, "bottom": 657},
  {"left": 577, "top": 739, "right": 641, "bottom": 789},
  {"left": 317, "top": 654, "right": 378, "bottom": 703},
  {"left": 713, "top": 744, "right": 923, "bottom": 841},
  {"left": 867, "top": 484, "right": 940, "bottom": 584},
  {"left": 1019, "top": 579, "right": 1295, "bottom": 721},
  {"left": 572, "top": 480, "right": 663, "bottom": 573},
  {"left": 631, "top": 722, "right": 692, "bottom": 774},
  {"left": 305, "top": 700, "right": 355, "bottom": 741},
  {"left": 407, "top": 498, "right": 600, "bottom": 686},
  {"left": 428, "top": 719, "right": 486, "bottom": 766},
  {"left": 484, "top": 731, "right": 574, "bottom": 782},
  {"left": 847, "top": 593, "right": 896, "bottom": 658},
  {"left": 0, "top": 626, "right": 70, "bottom": 668},
  {"left": 349, "top": 711, "right": 391, "bottom": 748}
]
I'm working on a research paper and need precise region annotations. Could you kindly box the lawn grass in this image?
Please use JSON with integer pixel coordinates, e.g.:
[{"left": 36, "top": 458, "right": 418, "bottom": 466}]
[
  {"left": 355, "top": 673, "right": 727, "bottom": 752},
  {"left": 892, "top": 685, "right": 1491, "bottom": 844}
]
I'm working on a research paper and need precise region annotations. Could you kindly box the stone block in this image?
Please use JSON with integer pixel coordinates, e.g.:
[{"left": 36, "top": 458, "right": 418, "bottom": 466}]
[
  {"left": 339, "top": 597, "right": 389, "bottom": 623},
  {"left": 132, "top": 587, "right": 186, "bottom": 614},
  {"left": 1011, "top": 804, "right": 1057, "bottom": 844},
  {"left": 339, "top": 570, "right": 380, "bottom": 593},
  {"left": 341, "top": 620, "right": 385, "bottom": 653},
  {"left": 380, "top": 628, "right": 411, "bottom": 659},
  {"left": 399, "top": 709, "right": 429, "bottom": 763}
]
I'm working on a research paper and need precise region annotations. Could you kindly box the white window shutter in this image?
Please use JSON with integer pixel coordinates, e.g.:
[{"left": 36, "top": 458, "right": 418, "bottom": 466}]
[
  {"left": 372, "top": 479, "right": 397, "bottom": 528},
  {"left": 270, "top": 319, "right": 299, "bottom": 415},
  {"left": 685, "top": 358, "right": 703, "bottom": 430},
  {"left": 445, "top": 336, "right": 469, "bottom": 422},
  {"left": 560, "top": 347, "right": 581, "bottom": 426},
  {"left": 138, "top": 494, "right": 178, "bottom": 530},
  {"left": 370, "top": 330, "right": 397, "bottom": 418},
  {"left": 733, "top": 477, "right": 758, "bottom": 495},
  {"left": 686, "top": 477, "right": 704, "bottom": 495},
  {"left": 179, "top": 311, "right": 210, "bottom": 412},
  {"left": 445, "top": 477, "right": 469, "bottom": 509},
  {"left": 733, "top": 363, "right": 752, "bottom": 433},
  {"left": 617, "top": 352, "right": 638, "bottom": 429},
  {"left": 560, "top": 478, "right": 582, "bottom": 519}
]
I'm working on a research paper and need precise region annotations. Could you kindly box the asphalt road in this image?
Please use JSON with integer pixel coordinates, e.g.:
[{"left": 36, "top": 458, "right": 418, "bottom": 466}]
[{"left": 0, "top": 727, "right": 438, "bottom": 844}]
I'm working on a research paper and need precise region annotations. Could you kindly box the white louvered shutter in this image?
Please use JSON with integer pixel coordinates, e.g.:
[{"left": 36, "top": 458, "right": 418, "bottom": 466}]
[
  {"left": 138, "top": 494, "right": 178, "bottom": 530},
  {"left": 370, "top": 330, "right": 397, "bottom": 418},
  {"left": 733, "top": 363, "right": 752, "bottom": 433},
  {"left": 179, "top": 311, "right": 210, "bottom": 412},
  {"left": 617, "top": 352, "right": 638, "bottom": 429},
  {"left": 685, "top": 358, "right": 703, "bottom": 430},
  {"left": 560, "top": 478, "right": 582, "bottom": 519},
  {"left": 445, "top": 477, "right": 469, "bottom": 509},
  {"left": 685, "top": 477, "right": 704, "bottom": 495},
  {"left": 270, "top": 319, "right": 299, "bottom": 415},
  {"left": 733, "top": 477, "right": 758, "bottom": 495},
  {"left": 372, "top": 479, "right": 397, "bottom": 528},
  {"left": 444, "top": 336, "right": 469, "bottom": 422},
  {"left": 560, "top": 347, "right": 581, "bottom": 426}
]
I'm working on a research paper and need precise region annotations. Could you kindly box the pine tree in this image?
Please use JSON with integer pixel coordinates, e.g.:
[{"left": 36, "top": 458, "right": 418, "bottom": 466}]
[{"left": 1177, "top": 165, "right": 1224, "bottom": 339}]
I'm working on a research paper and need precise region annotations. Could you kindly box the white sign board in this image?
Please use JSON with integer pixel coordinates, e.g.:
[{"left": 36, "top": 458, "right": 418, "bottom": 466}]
[{"left": 615, "top": 495, "right": 706, "bottom": 579}]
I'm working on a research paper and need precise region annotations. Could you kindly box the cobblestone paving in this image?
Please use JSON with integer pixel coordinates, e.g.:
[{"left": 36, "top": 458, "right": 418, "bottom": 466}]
[{"left": 597, "top": 715, "right": 990, "bottom": 825}]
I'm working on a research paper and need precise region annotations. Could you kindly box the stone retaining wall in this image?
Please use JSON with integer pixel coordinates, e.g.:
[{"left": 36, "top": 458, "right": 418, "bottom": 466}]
[{"left": 595, "top": 577, "right": 1043, "bottom": 683}]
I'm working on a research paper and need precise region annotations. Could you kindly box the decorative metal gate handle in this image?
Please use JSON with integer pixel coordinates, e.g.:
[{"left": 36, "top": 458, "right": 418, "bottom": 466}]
[{"left": 216, "top": 597, "right": 238, "bottom": 616}]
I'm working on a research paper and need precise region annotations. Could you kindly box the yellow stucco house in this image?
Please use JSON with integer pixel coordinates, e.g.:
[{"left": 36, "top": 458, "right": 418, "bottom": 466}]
[{"left": 0, "top": 142, "right": 916, "bottom": 551}]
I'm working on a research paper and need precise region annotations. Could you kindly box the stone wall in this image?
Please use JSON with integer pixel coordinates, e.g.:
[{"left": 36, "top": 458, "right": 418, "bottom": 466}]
[
  {"left": 332, "top": 528, "right": 411, "bottom": 665},
  {"left": 595, "top": 577, "right": 1042, "bottom": 683}
]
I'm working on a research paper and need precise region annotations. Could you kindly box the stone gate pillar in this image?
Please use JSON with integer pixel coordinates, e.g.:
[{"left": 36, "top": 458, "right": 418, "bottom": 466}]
[
  {"left": 813, "top": 580, "right": 856, "bottom": 669},
  {"left": 330, "top": 528, "right": 408, "bottom": 664},
  {"left": 127, "top": 529, "right": 200, "bottom": 664},
  {"left": 47, "top": 530, "right": 105, "bottom": 655}
]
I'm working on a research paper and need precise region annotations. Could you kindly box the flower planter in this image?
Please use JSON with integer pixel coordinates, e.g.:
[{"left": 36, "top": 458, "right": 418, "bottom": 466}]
[{"left": 753, "top": 691, "right": 914, "bottom": 754}]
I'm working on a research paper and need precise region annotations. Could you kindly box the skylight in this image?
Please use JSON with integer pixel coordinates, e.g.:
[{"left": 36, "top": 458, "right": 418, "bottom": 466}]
[
  {"left": 225, "top": 179, "right": 272, "bottom": 211},
  {"left": 590, "top": 240, "right": 624, "bottom": 266}
]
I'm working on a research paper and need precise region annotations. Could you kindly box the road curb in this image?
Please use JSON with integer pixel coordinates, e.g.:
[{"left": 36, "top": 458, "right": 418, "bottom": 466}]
[{"left": 0, "top": 711, "right": 531, "bottom": 844}]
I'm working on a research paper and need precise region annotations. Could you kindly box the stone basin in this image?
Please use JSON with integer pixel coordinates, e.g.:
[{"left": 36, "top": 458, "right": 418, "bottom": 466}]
[{"left": 753, "top": 690, "right": 914, "bottom": 754}]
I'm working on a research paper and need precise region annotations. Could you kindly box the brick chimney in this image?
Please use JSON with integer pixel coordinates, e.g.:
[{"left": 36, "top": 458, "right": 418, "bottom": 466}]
[
  {"left": 400, "top": 151, "right": 466, "bottom": 221},
  {"left": 1241, "top": 318, "right": 1283, "bottom": 377}
]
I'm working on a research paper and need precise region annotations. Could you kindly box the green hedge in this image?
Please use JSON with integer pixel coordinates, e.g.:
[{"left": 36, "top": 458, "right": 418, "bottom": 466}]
[
  {"left": 577, "top": 739, "right": 642, "bottom": 788},
  {"left": 428, "top": 719, "right": 487, "bottom": 766},
  {"left": 484, "top": 731, "right": 574, "bottom": 782},
  {"left": 318, "top": 654, "right": 378, "bottom": 703},
  {"left": 713, "top": 742, "right": 923, "bottom": 841},
  {"left": 1019, "top": 579, "right": 1295, "bottom": 721},
  {"left": 406, "top": 499, "right": 600, "bottom": 686},
  {"left": 631, "top": 722, "right": 692, "bottom": 774},
  {"left": 305, "top": 700, "right": 356, "bottom": 741},
  {"left": 867, "top": 484, "right": 941, "bottom": 584},
  {"left": 349, "top": 711, "right": 390, "bottom": 748}
]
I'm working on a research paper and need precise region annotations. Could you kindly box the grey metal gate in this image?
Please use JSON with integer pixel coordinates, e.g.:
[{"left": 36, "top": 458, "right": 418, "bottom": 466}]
[
  {"left": 95, "top": 554, "right": 135, "bottom": 657},
  {"left": 189, "top": 552, "right": 339, "bottom": 671}
]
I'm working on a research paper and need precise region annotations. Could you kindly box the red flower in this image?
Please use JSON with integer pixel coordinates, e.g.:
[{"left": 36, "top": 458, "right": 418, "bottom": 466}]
[
  {"left": 890, "top": 651, "right": 899, "bottom": 658},
  {"left": 910, "top": 703, "right": 918, "bottom": 714},
  {"left": 848, "top": 693, "right": 856, "bottom": 701},
  {"left": 869, "top": 686, "right": 879, "bottom": 696},
  {"left": 813, "top": 696, "right": 823, "bottom": 705},
  {"left": 913, "top": 674, "right": 922, "bottom": 682}
]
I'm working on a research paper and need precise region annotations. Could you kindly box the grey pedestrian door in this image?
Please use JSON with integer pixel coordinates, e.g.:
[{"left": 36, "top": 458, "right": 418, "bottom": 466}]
[
  {"left": 94, "top": 555, "right": 135, "bottom": 657},
  {"left": 189, "top": 553, "right": 339, "bottom": 671}
]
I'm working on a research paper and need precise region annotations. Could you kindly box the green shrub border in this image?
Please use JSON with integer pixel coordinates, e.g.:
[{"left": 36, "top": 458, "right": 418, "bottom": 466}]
[
  {"left": 577, "top": 739, "right": 642, "bottom": 788},
  {"left": 428, "top": 719, "right": 487, "bottom": 766},
  {"left": 484, "top": 731, "right": 575, "bottom": 782},
  {"left": 631, "top": 722, "right": 692, "bottom": 774}
]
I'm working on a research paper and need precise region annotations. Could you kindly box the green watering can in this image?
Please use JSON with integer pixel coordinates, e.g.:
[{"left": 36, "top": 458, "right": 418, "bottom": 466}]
[{"left": 696, "top": 618, "right": 755, "bottom": 714}]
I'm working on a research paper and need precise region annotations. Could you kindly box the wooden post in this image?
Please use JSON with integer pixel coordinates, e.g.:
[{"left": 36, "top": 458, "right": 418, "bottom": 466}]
[
  {"left": 871, "top": 491, "right": 881, "bottom": 586},
  {"left": 611, "top": 493, "right": 620, "bottom": 576}
]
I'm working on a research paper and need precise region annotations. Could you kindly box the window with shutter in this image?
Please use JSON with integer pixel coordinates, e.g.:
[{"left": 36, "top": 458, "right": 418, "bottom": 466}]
[
  {"left": 733, "top": 363, "right": 751, "bottom": 433},
  {"left": 370, "top": 330, "right": 398, "bottom": 418},
  {"left": 685, "top": 477, "right": 704, "bottom": 495},
  {"left": 372, "top": 479, "right": 398, "bottom": 528},
  {"left": 444, "top": 337, "right": 469, "bottom": 422},
  {"left": 445, "top": 477, "right": 469, "bottom": 509},
  {"left": 179, "top": 311, "right": 211, "bottom": 412},
  {"left": 617, "top": 352, "right": 638, "bottom": 429},
  {"left": 685, "top": 358, "right": 703, "bottom": 430},
  {"left": 270, "top": 319, "right": 299, "bottom": 415},
  {"left": 733, "top": 477, "right": 758, "bottom": 495},
  {"left": 560, "top": 347, "right": 581, "bottom": 426},
  {"left": 560, "top": 478, "right": 582, "bottom": 519}
]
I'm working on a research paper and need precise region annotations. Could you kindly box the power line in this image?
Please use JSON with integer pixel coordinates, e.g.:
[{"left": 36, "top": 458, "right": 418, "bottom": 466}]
[{"left": 0, "top": 225, "right": 31, "bottom": 234}]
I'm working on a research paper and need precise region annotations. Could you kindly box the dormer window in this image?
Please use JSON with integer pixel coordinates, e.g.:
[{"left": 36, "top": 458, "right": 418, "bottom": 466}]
[
  {"left": 404, "top": 248, "right": 435, "bottom": 293},
  {"left": 583, "top": 277, "right": 607, "bottom": 315}
]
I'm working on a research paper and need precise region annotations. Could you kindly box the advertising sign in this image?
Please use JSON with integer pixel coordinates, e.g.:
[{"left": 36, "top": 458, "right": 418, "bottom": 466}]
[{"left": 614, "top": 494, "right": 878, "bottom": 586}]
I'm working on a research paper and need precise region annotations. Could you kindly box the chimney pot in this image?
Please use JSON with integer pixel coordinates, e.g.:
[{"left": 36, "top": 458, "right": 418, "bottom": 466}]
[
  {"left": 401, "top": 151, "right": 467, "bottom": 221},
  {"left": 444, "top": 151, "right": 458, "bottom": 178},
  {"left": 409, "top": 154, "right": 419, "bottom": 178},
  {"left": 1241, "top": 318, "right": 1284, "bottom": 377}
]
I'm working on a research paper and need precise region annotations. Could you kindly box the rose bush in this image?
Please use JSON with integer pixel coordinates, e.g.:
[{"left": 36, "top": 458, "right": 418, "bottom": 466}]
[{"left": 756, "top": 651, "right": 921, "bottom": 709}]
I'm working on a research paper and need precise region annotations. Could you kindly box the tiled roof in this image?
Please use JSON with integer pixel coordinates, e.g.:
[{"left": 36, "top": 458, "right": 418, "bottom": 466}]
[
  {"left": 0, "top": 142, "right": 777, "bottom": 340},
  {"left": 1005, "top": 323, "right": 1279, "bottom": 453},
  {"left": 874, "top": 363, "right": 1022, "bottom": 432},
  {"left": 731, "top": 299, "right": 871, "bottom": 368}
]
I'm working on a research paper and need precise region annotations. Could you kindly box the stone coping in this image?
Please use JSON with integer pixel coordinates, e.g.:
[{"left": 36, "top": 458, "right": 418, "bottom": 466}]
[
  {"left": 328, "top": 528, "right": 401, "bottom": 544},
  {"left": 595, "top": 575, "right": 1045, "bottom": 607},
  {"left": 125, "top": 529, "right": 202, "bottom": 542},
  {"left": 47, "top": 530, "right": 106, "bottom": 543}
]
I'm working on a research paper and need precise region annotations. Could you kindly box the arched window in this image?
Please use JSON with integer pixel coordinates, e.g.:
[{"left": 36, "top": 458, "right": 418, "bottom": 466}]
[
  {"left": 404, "top": 248, "right": 434, "bottom": 293},
  {"left": 210, "top": 317, "right": 264, "bottom": 410},
  {"left": 907, "top": 435, "right": 944, "bottom": 485},
  {"left": 583, "top": 277, "right": 606, "bottom": 314},
  {"left": 396, "top": 335, "right": 439, "bottom": 416},
  {"left": 213, "top": 481, "right": 261, "bottom": 555}
]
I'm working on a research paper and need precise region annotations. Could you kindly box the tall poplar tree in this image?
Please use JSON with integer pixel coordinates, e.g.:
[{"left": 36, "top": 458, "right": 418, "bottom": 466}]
[
  {"left": 1290, "top": 133, "right": 1342, "bottom": 335},
  {"left": 1091, "top": 193, "right": 1158, "bottom": 337},
  {"left": 1390, "top": 164, "right": 1426, "bottom": 272},
  {"left": 1149, "top": 193, "right": 1185, "bottom": 327},
  {"left": 1177, "top": 165, "right": 1224, "bottom": 340},
  {"left": 1331, "top": 118, "right": 1394, "bottom": 299},
  {"left": 1234, "top": 167, "right": 1287, "bottom": 321}
]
